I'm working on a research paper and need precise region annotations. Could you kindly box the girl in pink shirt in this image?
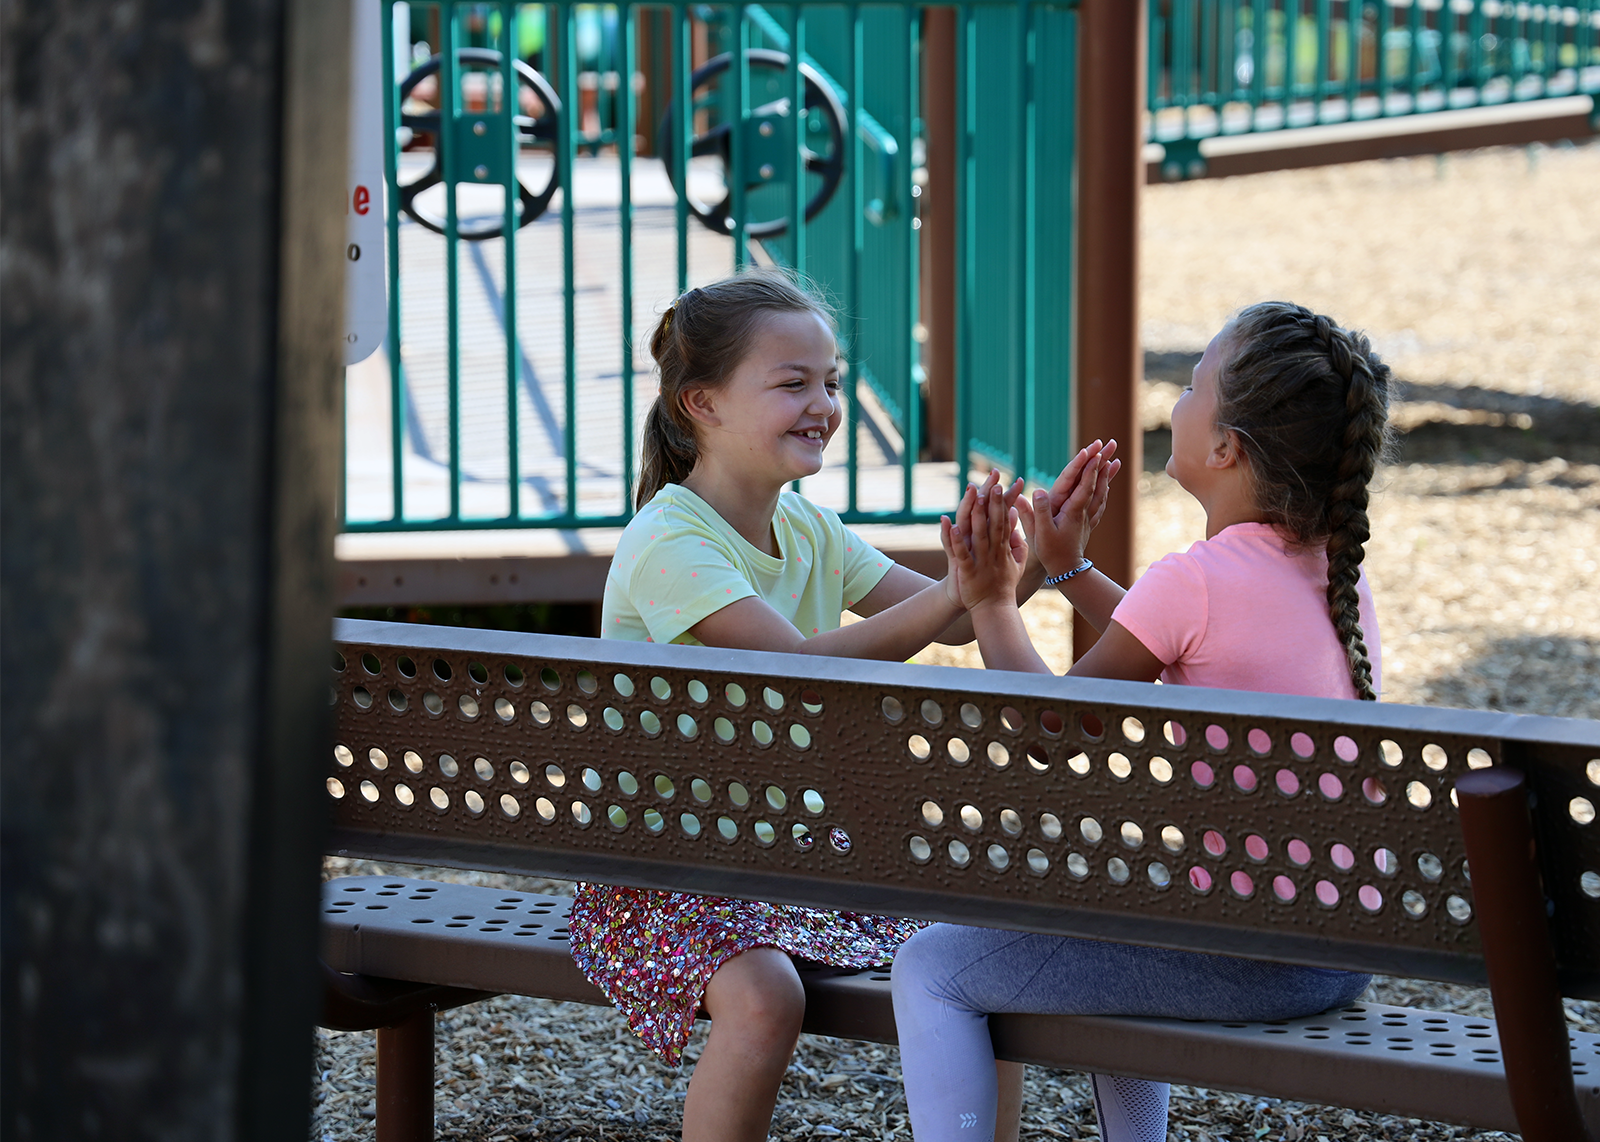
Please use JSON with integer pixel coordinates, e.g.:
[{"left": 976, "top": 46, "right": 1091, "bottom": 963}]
[{"left": 895, "top": 302, "right": 1392, "bottom": 1142}]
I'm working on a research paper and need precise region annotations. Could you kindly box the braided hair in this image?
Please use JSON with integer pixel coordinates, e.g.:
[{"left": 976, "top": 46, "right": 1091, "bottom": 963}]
[
  {"left": 637, "top": 270, "right": 837, "bottom": 508},
  {"left": 1215, "top": 302, "right": 1393, "bottom": 701}
]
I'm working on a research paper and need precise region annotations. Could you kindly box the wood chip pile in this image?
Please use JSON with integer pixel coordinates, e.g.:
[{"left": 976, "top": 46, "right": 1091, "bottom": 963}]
[{"left": 315, "top": 140, "right": 1600, "bottom": 1141}]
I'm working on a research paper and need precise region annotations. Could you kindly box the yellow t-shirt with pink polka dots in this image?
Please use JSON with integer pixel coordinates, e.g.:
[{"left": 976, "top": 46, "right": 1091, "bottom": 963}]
[{"left": 603, "top": 484, "right": 896, "bottom": 645}]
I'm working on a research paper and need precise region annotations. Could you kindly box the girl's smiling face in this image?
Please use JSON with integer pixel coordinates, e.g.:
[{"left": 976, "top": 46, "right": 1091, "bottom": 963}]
[
  {"left": 687, "top": 309, "right": 842, "bottom": 488},
  {"left": 1166, "top": 325, "right": 1229, "bottom": 493}
]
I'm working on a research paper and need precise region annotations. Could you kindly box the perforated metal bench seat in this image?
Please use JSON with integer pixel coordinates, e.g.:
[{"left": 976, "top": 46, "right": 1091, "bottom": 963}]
[{"left": 321, "top": 876, "right": 1600, "bottom": 1133}]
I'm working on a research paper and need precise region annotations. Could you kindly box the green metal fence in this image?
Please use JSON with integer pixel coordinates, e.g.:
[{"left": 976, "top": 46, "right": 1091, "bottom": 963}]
[
  {"left": 1149, "top": 0, "right": 1600, "bottom": 175},
  {"left": 345, "top": 0, "right": 1080, "bottom": 533}
]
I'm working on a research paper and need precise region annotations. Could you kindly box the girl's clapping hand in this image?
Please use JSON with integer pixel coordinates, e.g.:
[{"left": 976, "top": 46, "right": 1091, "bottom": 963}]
[
  {"left": 942, "top": 480, "right": 1025, "bottom": 614},
  {"left": 1017, "top": 439, "right": 1120, "bottom": 578}
]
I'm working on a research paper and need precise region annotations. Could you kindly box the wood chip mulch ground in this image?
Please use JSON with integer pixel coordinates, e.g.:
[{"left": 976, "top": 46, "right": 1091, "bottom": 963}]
[{"left": 314, "top": 141, "right": 1600, "bottom": 1141}]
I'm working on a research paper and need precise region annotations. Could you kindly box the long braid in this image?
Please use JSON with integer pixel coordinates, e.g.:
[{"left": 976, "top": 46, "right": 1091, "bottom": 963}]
[
  {"left": 1216, "top": 302, "right": 1392, "bottom": 701},
  {"left": 1316, "top": 317, "right": 1386, "bottom": 701}
]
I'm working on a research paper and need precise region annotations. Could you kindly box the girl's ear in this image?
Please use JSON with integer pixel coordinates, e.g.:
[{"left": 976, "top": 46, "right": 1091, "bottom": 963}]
[
  {"left": 681, "top": 386, "right": 720, "bottom": 429},
  {"left": 1207, "top": 429, "right": 1243, "bottom": 471}
]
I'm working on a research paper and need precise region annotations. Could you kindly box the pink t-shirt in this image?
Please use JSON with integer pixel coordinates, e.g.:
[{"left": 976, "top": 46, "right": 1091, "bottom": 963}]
[{"left": 1111, "top": 522, "right": 1382, "bottom": 700}]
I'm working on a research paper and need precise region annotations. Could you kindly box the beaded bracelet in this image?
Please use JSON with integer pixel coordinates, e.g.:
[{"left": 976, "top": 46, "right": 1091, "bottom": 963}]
[{"left": 1043, "top": 558, "right": 1093, "bottom": 587}]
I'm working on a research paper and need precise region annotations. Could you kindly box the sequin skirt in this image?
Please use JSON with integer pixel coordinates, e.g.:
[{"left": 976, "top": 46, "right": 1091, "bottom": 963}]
[{"left": 570, "top": 882, "right": 926, "bottom": 1064}]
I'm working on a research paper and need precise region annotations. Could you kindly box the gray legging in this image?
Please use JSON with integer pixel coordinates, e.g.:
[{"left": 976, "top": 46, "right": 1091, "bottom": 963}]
[{"left": 890, "top": 923, "right": 1371, "bottom": 1142}]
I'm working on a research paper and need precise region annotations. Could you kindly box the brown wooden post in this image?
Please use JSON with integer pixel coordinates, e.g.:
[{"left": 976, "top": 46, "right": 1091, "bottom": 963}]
[
  {"left": 1072, "top": 0, "right": 1145, "bottom": 658},
  {"left": 1455, "top": 768, "right": 1589, "bottom": 1142},
  {"left": 919, "top": 9, "right": 958, "bottom": 462},
  {"left": 377, "top": 1010, "right": 437, "bottom": 1142}
]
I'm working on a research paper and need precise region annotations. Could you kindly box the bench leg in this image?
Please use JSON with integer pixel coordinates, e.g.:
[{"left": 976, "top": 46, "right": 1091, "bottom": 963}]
[
  {"left": 1456, "top": 767, "right": 1589, "bottom": 1142},
  {"left": 376, "top": 1009, "right": 434, "bottom": 1142}
]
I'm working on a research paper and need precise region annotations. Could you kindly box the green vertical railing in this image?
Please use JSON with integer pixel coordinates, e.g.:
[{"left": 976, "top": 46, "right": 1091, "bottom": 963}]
[
  {"left": 1149, "top": 0, "right": 1600, "bottom": 157},
  {"left": 345, "top": 0, "right": 1082, "bottom": 534}
]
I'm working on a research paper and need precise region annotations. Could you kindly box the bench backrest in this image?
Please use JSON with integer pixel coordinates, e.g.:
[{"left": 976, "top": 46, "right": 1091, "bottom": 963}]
[{"left": 326, "top": 619, "right": 1600, "bottom": 997}]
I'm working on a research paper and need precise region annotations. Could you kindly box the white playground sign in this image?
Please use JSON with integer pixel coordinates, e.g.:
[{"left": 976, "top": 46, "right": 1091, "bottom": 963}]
[{"left": 344, "top": 0, "right": 387, "bottom": 366}]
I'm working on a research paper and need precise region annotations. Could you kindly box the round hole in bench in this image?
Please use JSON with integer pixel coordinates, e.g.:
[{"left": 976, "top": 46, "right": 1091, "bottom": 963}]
[
  {"left": 1162, "top": 720, "right": 1186, "bottom": 747},
  {"left": 1076, "top": 712, "right": 1101, "bottom": 740},
  {"left": 1572, "top": 796, "right": 1596, "bottom": 825},
  {"left": 1445, "top": 894, "right": 1472, "bottom": 924},
  {"left": 1202, "top": 829, "right": 1226, "bottom": 858},
  {"left": 1318, "top": 772, "right": 1344, "bottom": 801},
  {"left": 829, "top": 827, "right": 852, "bottom": 853},
  {"left": 500, "top": 794, "right": 521, "bottom": 819},
  {"left": 607, "top": 805, "right": 628, "bottom": 829},
  {"left": 602, "top": 707, "right": 624, "bottom": 732},
  {"left": 326, "top": 778, "right": 345, "bottom": 799},
  {"left": 881, "top": 695, "right": 904, "bottom": 723},
  {"left": 1465, "top": 747, "right": 1492, "bottom": 770},
  {"left": 1065, "top": 751, "right": 1090, "bottom": 776},
  {"left": 1160, "top": 825, "right": 1185, "bottom": 853},
  {"left": 1107, "top": 857, "right": 1131, "bottom": 884},
  {"left": 1067, "top": 852, "right": 1090, "bottom": 880},
  {"left": 502, "top": 663, "right": 524, "bottom": 688},
  {"left": 1274, "top": 768, "right": 1300, "bottom": 797},
  {"left": 1027, "top": 746, "right": 1050, "bottom": 774},
  {"left": 474, "top": 757, "right": 494, "bottom": 782},
  {"left": 464, "top": 661, "right": 487, "bottom": 686},
  {"left": 689, "top": 778, "right": 713, "bottom": 804},
  {"left": 908, "top": 835, "right": 932, "bottom": 863},
  {"left": 1191, "top": 761, "right": 1215, "bottom": 789},
  {"left": 1362, "top": 776, "right": 1388, "bottom": 805},
  {"left": 789, "top": 724, "right": 811, "bottom": 750},
  {"left": 1373, "top": 847, "right": 1398, "bottom": 876},
  {"left": 1229, "top": 870, "right": 1254, "bottom": 898},
  {"left": 543, "top": 763, "right": 565, "bottom": 789},
  {"left": 958, "top": 702, "right": 982, "bottom": 729},
  {"left": 1379, "top": 739, "right": 1403, "bottom": 767},
  {"left": 1120, "top": 716, "right": 1145, "bottom": 744},
  {"left": 800, "top": 689, "right": 823, "bottom": 715},
  {"left": 727, "top": 782, "right": 750, "bottom": 808},
  {"left": 1335, "top": 735, "right": 1359, "bottom": 763},
  {"left": 676, "top": 713, "right": 698, "bottom": 740},
  {"left": 571, "top": 800, "right": 591, "bottom": 826},
  {"left": 1039, "top": 709, "right": 1065, "bottom": 737},
  {"left": 1330, "top": 842, "right": 1355, "bottom": 871},
  {"left": 537, "top": 667, "right": 559, "bottom": 691},
  {"left": 764, "top": 687, "right": 786, "bottom": 713},
  {"left": 958, "top": 804, "right": 983, "bottom": 832},
  {"left": 999, "top": 808, "right": 1022, "bottom": 837},
  {"left": 920, "top": 698, "right": 942, "bottom": 726},
  {"left": 1244, "top": 834, "right": 1268, "bottom": 861},
  {"left": 1586, "top": 758, "right": 1600, "bottom": 787},
  {"left": 1406, "top": 781, "right": 1433, "bottom": 810},
  {"left": 1080, "top": 816, "right": 1103, "bottom": 845},
  {"left": 388, "top": 689, "right": 408, "bottom": 713},
  {"left": 792, "top": 822, "right": 814, "bottom": 851},
  {"left": 802, "top": 789, "right": 825, "bottom": 815},
  {"left": 650, "top": 676, "right": 672, "bottom": 701},
  {"left": 612, "top": 672, "right": 634, "bottom": 698},
  {"left": 432, "top": 658, "right": 452, "bottom": 682},
  {"left": 1578, "top": 871, "right": 1599, "bottom": 899},
  {"left": 369, "top": 748, "right": 389, "bottom": 771},
  {"left": 1422, "top": 744, "right": 1449, "bottom": 771},
  {"left": 333, "top": 651, "right": 347, "bottom": 672},
  {"left": 1120, "top": 821, "right": 1144, "bottom": 849},
  {"left": 463, "top": 790, "right": 485, "bottom": 816},
  {"left": 1358, "top": 885, "right": 1383, "bottom": 913},
  {"left": 334, "top": 744, "right": 354, "bottom": 768},
  {"left": 947, "top": 838, "right": 971, "bottom": 868},
  {"left": 907, "top": 734, "right": 931, "bottom": 761},
  {"left": 1026, "top": 848, "right": 1049, "bottom": 875},
  {"left": 751, "top": 720, "right": 774, "bottom": 747},
  {"left": 987, "top": 742, "right": 1010, "bottom": 769},
  {"left": 527, "top": 699, "right": 552, "bottom": 725},
  {"left": 1291, "top": 732, "right": 1315, "bottom": 759},
  {"left": 654, "top": 775, "right": 675, "bottom": 799},
  {"left": 987, "top": 844, "right": 1010, "bottom": 871},
  {"left": 1233, "top": 764, "right": 1257, "bottom": 793},
  {"left": 765, "top": 785, "right": 787, "bottom": 812},
  {"left": 713, "top": 716, "right": 736, "bottom": 743},
  {"left": 1417, "top": 852, "right": 1443, "bottom": 882},
  {"left": 404, "top": 751, "right": 424, "bottom": 774},
  {"left": 1314, "top": 880, "right": 1340, "bottom": 908},
  {"left": 753, "top": 819, "right": 776, "bottom": 846},
  {"left": 1188, "top": 866, "right": 1213, "bottom": 893},
  {"left": 677, "top": 678, "right": 706, "bottom": 705},
  {"left": 1204, "top": 724, "right": 1229, "bottom": 751},
  {"left": 352, "top": 687, "right": 372, "bottom": 709},
  {"left": 616, "top": 771, "right": 638, "bottom": 796},
  {"left": 574, "top": 670, "right": 597, "bottom": 696},
  {"left": 1286, "top": 838, "right": 1311, "bottom": 866},
  {"left": 1148, "top": 757, "right": 1173, "bottom": 785},
  {"left": 946, "top": 737, "right": 971, "bottom": 765},
  {"left": 642, "top": 808, "right": 663, "bottom": 833},
  {"left": 1246, "top": 728, "right": 1272, "bottom": 756},
  {"left": 362, "top": 653, "right": 382, "bottom": 676},
  {"left": 430, "top": 788, "right": 449, "bottom": 812},
  {"left": 581, "top": 768, "right": 602, "bottom": 794},
  {"left": 565, "top": 704, "right": 588, "bottom": 729},
  {"left": 395, "top": 783, "right": 415, "bottom": 808},
  {"left": 639, "top": 710, "right": 661, "bottom": 736},
  {"left": 1039, "top": 812, "right": 1063, "bottom": 841},
  {"left": 494, "top": 697, "right": 514, "bottom": 723},
  {"left": 1148, "top": 861, "right": 1171, "bottom": 889},
  {"left": 725, "top": 682, "right": 747, "bottom": 709},
  {"left": 458, "top": 694, "right": 480, "bottom": 719},
  {"left": 1108, "top": 753, "right": 1132, "bottom": 780},
  {"left": 1272, "top": 875, "right": 1296, "bottom": 902}
]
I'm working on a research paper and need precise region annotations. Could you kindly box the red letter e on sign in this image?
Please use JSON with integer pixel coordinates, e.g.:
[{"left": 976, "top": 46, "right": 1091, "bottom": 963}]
[{"left": 353, "top": 185, "right": 371, "bottom": 215}]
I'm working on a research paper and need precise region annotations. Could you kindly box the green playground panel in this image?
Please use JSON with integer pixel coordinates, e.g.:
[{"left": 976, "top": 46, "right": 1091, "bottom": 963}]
[
  {"left": 350, "top": 0, "right": 1081, "bottom": 534},
  {"left": 1148, "top": 0, "right": 1600, "bottom": 176}
]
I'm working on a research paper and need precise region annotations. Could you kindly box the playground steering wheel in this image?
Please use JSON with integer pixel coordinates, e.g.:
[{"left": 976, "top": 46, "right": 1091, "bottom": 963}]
[
  {"left": 398, "top": 48, "right": 562, "bottom": 240},
  {"left": 657, "top": 48, "right": 847, "bottom": 239}
]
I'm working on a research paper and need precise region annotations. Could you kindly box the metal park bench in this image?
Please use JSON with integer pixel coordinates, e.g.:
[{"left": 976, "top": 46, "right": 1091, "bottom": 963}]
[{"left": 319, "top": 619, "right": 1600, "bottom": 1142}]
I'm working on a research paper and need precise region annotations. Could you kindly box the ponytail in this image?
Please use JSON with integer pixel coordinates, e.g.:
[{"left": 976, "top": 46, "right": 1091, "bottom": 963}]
[
  {"left": 1216, "top": 302, "right": 1392, "bottom": 701},
  {"left": 636, "top": 271, "right": 837, "bottom": 509}
]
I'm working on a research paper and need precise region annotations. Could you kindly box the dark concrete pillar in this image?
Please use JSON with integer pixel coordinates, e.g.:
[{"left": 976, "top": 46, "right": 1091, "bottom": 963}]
[{"left": 1, "top": 1, "right": 349, "bottom": 1139}]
